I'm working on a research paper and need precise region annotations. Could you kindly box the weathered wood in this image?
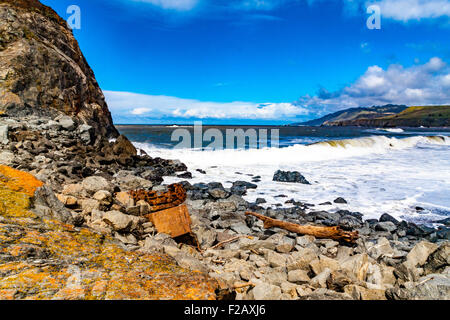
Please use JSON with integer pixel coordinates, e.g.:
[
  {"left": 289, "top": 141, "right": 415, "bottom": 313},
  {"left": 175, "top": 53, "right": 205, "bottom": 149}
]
[{"left": 245, "top": 211, "right": 358, "bottom": 244}]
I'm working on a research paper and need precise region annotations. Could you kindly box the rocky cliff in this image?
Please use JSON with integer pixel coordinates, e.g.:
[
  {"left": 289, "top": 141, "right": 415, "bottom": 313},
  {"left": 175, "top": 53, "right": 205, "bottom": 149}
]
[{"left": 0, "top": 0, "right": 117, "bottom": 137}]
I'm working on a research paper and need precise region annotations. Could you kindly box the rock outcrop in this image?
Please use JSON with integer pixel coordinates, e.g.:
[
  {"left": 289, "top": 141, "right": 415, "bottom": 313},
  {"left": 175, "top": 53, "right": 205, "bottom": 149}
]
[
  {"left": 0, "top": 0, "right": 117, "bottom": 137},
  {"left": 0, "top": 165, "right": 218, "bottom": 300}
]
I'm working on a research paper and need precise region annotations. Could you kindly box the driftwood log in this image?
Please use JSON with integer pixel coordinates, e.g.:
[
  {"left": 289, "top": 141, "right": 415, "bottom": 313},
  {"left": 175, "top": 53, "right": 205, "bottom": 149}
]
[{"left": 245, "top": 211, "right": 359, "bottom": 244}]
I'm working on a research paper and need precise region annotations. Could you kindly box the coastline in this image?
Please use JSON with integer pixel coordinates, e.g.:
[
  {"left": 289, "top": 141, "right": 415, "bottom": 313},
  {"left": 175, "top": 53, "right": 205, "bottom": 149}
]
[{"left": 1, "top": 114, "right": 449, "bottom": 300}]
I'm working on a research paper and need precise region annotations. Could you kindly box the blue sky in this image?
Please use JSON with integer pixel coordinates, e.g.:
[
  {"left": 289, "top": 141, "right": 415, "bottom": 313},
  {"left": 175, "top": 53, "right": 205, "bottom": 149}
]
[{"left": 41, "top": 0, "right": 450, "bottom": 124}]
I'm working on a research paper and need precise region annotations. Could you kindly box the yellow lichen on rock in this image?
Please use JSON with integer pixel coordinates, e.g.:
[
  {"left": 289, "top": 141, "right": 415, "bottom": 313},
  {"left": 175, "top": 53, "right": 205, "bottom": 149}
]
[{"left": 0, "top": 165, "right": 218, "bottom": 300}]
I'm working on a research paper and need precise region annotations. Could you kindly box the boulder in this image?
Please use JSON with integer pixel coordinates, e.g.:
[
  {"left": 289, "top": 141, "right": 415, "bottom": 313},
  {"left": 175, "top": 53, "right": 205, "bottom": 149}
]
[
  {"left": 208, "top": 187, "right": 230, "bottom": 200},
  {"left": 423, "top": 243, "right": 450, "bottom": 274},
  {"left": 173, "top": 253, "right": 208, "bottom": 273},
  {"left": 115, "top": 175, "right": 153, "bottom": 191},
  {"left": 0, "top": 151, "right": 14, "bottom": 165},
  {"left": 93, "top": 190, "right": 112, "bottom": 206},
  {"left": 334, "top": 197, "right": 347, "bottom": 204},
  {"left": 102, "top": 211, "right": 134, "bottom": 232},
  {"left": 62, "top": 183, "right": 85, "bottom": 197},
  {"left": 310, "top": 268, "right": 331, "bottom": 288},
  {"left": 386, "top": 274, "right": 450, "bottom": 300},
  {"left": 286, "top": 247, "right": 318, "bottom": 271},
  {"left": 340, "top": 253, "right": 370, "bottom": 282},
  {"left": 309, "top": 255, "right": 340, "bottom": 276},
  {"left": 287, "top": 270, "right": 310, "bottom": 284},
  {"left": 33, "top": 185, "right": 74, "bottom": 225},
  {"left": 273, "top": 170, "right": 310, "bottom": 184},
  {"left": 344, "top": 284, "right": 386, "bottom": 300},
  {"left": 375, "top": 221, "right": 397, "bottom": 233},
  {"left": 265, "top": 251, "right": 287, "bottom": 268},
  {"left": 230, "top": 221, "right": 252, "bottom": 235},
  {"left": 406, "top": 241, "right": 438, "bottom": 268},
  {"left": 379, "top": 213, "right": 400, "bottom": 225},
  {"left": 368, "top": 237, "right": 395, "bottom": 260},
  {"left": 82, "top": 176, "right": 112, "bottom": 195},
  {"left": 251, "top": 282, "right": 282, "bottom": 300},
  {"left": 115, "top": 191, "right": 135, "bottom": 208},
  {"left": 80, "top": 199, "right": 100, "bottom": 215}
]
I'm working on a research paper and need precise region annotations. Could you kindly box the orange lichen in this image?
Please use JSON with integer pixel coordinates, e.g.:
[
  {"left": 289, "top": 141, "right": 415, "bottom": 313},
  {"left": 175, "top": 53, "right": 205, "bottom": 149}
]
[{"left": 0, "top": 165, "right": 44, "bottom": 197}]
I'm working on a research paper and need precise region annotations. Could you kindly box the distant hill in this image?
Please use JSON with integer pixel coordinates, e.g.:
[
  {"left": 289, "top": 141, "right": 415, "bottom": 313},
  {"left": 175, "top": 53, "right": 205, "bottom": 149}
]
[
  {"left": 293, "top": 104, "right": 408, "bottom": 126},
  {"left": 328, "top": 105, "right": 450, "bottom": 127}
]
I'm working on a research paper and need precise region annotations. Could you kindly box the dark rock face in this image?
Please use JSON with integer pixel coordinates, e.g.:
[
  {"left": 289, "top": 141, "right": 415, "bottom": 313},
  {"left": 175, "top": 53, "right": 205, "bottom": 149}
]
[
  {"left": 0, "top": 0, "right": 118, "bottom": 137},
  {"left": 231, "top": 181, "right": 258, "bottom": 196},
  {"left": 333, "top": 197, "right": 347, "bottom": 204},
  {"left": 273, "top": 170, "right": 310, "bottom": 184}
]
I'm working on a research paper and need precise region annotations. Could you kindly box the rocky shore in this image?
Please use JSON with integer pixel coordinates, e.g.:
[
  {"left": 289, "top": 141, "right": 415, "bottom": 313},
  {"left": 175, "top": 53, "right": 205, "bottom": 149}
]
[
  {"left": 0, "top": 0, "right": 448, "bottom": 301},
  {"left": 1, "top": 113, "right": 449, "bottom": 300}
]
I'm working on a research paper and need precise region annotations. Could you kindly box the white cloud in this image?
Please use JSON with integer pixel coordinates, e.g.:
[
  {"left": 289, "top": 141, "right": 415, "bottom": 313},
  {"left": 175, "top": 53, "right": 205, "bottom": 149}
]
[
  {"left": 370, "top": 0, "right": 450, "bottom": 22},
  {"left": 296, "top": 57, "right": 450, "bottom": 114},
  {"left": 132, "top": 0, "right": 200, "bottom": 11},
  {"left": 104, "top": 91, "right": 308, "bottom": 120},
  {"left": 131, "top": 107, "right": 152, "bottom": 115},
  {"left": 106, "top": 57, "right": 449, "bottom": 122}
]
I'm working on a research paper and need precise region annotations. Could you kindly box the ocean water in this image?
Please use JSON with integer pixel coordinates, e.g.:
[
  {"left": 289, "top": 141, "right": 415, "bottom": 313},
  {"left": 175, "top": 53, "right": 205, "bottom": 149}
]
[{"left": 117, "top": 125, "right": 450, "bottom": 225}]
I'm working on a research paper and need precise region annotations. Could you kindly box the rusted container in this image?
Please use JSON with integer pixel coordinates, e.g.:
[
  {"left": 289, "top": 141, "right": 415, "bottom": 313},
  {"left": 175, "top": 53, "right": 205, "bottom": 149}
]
[{"left": 145, "top": 204, "right": 192, "bottom": 238}]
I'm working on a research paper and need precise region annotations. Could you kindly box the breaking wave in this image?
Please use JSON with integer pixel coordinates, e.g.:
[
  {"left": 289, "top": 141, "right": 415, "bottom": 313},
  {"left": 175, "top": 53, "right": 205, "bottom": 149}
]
[{"left": 134, "top": 135, "right": 449, "bottom": 167}]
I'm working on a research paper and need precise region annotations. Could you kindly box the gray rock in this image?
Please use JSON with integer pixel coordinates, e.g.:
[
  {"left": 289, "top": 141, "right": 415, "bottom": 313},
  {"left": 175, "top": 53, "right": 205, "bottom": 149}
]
[
  {"left": 286, "top": 247, "right": 318, "bottom": 271},
  {"left": 0, "top": 151, "right": 14, "bottom": 165},
  {"left": 115, "top": 175, "right": 153, "bottom": 191},
  {"left": 273, "top": 170, "right": 310, "bottom": 184},
  {"left": 173, "top": 253, "right": 208, "bottom": 273},
  {"left": 287, "top": 269, "right": 310, "bottom": 284},
  {"left": 114, "top": 232, "right": 137, "bottom": 245},
  {"left": 33, "top": 185, "right": 74, "bottom": 225},
  {"left": 238, "top": 238, "right": 276, "bottom": 251},
  {"left": 251, "top": 282, "right": 282, "bottom": 300},
  {"left": 310, "top": 268, "right": 332, "bottom": 288},
  {"left": 102, "top": 210, "right": 134, "bottom": 232},
  {"left": 78, "top": 124, "right": 93, "bottom": 144},
  {"left": 334, "top": 197, "right": 347, "bottom": 204},
  {"left": 265, "top": 250, "right": 287, "bottom": 268},
  {"left": 368, "top": 237, "right": 395, "bottom": 260},
  {"left": 406, "top": 241, "right": 438, "bottom": 268},
  {"left": 208, "top": 188, "right": 230, "bottom": 199},
  {"left": 379, "top": 213, "right": 400, "bottom": 225},
  {"left": 93, "top": 190, "right": 112, "bottom": 205},
  {"left": 194, "top": 226, "right": 217, "bottom": 248},
  {"left": 375, "top": 221, "right": 397, "bottom": 233},
  {"left": 230, "top": 221, "right": 252, "bottom": 235},
  {"left": 424, "top": 243, "right": 450, "bottom": 274},
  {"left": 82, "top": 176, "right": 112, "bottom": 195},
  {"left": 386, "top": 274, "right": 450, "bottom": 300},
  {"left": 339, "top": 215, "right": 362, "bottom": 230},
  {"left": 0, "top": 125, "right": 8, "bottom": 145},
  {"left": 57, "top": 115, "right": 75, "bottom": 131},
  {"left": 296, "top": 235, "right": 316, "bottom": 247}
]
